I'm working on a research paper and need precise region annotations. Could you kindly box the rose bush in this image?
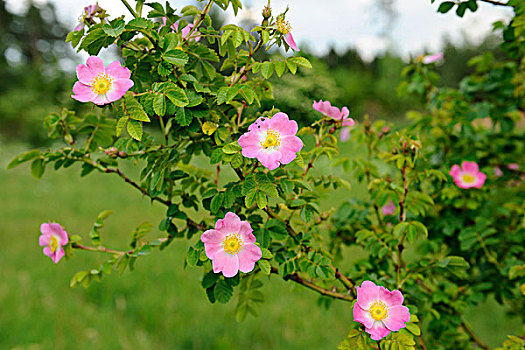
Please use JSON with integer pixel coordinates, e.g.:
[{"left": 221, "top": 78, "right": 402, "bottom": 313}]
[{"left": 7, "top": 0, "right": 524, "bottom": 348}]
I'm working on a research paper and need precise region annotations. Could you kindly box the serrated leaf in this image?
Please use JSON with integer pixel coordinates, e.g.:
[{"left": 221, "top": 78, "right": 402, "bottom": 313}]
[
  {"left": 175, "top": 108, "right": 192, "bottom": 126},
  {"left": 116, "top": 116, "right": 128, "bottom": 137},
  {"left": 258, "top": 260, "right": 271, "bottom": 275},
  {"left": 153, "top": 93, "right": 166, "bottom": 116},
  {"left": 126, "top": 119, "right": 143, "bottom": 140},
  {"left": 163, "top": 49, "right": 189, "bottom": 66},
  {"left": 163, "top": 83, "right": 189, "bottom": 107},
  {"left": 290, "top": 57, "right": 312, "bottom": 69},
  {"left": 124, "top": 96, "right": 150, "bottom": 122},
  {"left": 261, "top": 61, "right": 274, "bottom": 79},
  {"left": 214, "top": 279, "right": 234, "bottom": 304},
  {"left": 31, "top": 158, "right": 45, "bottom": 179}
]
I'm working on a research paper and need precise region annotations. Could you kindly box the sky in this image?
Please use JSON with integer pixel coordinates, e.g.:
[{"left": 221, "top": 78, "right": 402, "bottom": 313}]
[{"left": 6, "top": 0, "right": 514, "bottom": 61}]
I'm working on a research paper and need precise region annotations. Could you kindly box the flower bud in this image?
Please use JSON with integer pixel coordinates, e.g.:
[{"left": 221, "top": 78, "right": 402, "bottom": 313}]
[
  {"left": 329, "top": 127, "right": 336, "bottom": 134},
  {"left": 262, "top": 5, "right": 271, "bottom": 20},
  {"left": 104, "top": 147, "right": 118, "bottom": 158},
  {"left": 118, "top": 151, "right": 128, "bottom": 158}
]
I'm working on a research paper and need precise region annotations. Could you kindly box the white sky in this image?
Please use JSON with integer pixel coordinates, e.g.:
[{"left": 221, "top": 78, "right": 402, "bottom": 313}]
[{"left": 6, "top": 0, "right": 513, "bottom": 61}]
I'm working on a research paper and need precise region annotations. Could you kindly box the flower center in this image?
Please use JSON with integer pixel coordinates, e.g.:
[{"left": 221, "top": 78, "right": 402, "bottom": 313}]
[
  {"left": 261, "top": 129, "right": 281, "bottom": 149},
  {"left": 276, "top": 19, "right": 291, "bottom": 35},
  {"left": 221, "top": 233, "right": 244, "bottom": 255},
  {"left": 91, "top": 74, "right": 113, "bottom": 95},
  {"left": 49, "top": 235, "right": 59, "bottom": 253},
  {"left": 462, "top": 174, "right": 475, "bottom": 183},
  {"left": 369, "top": 300, "right": 389, "bottom": 321}
]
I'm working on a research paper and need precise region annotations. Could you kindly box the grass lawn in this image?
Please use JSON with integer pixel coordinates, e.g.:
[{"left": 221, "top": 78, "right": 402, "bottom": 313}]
[{"left": 0, "top": 142, "right": 521, "bottom": 349}]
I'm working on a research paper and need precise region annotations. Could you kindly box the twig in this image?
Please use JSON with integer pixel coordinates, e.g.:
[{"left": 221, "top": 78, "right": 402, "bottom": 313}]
[
  {"left": 271, "top": 267, "right": 353, "bottom": 302},
  {"left": 480, "top": 0, "right": 509, "bottom": 6}
]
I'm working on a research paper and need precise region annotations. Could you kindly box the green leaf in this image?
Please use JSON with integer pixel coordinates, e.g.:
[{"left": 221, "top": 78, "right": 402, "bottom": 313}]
[
  {"left": 223, "top": 142, "right": 242, "bottom": 154},
  {"left": 258, "top": 260, "right": 271, "bottom": 275},
  {"left": 153, "top": 93, "right": 166, "bottom": 116},
  {"left": 456, "top": 2, "right": 467, "bottom": 17},
  {"left": 126, "top": 119, "right": 143, "bottom": 140},
  {"left": 289, "top": 57, "right": 312, "bottom": 69},
  {"left": 163, "top": 49, "right": 189, "bottom": 66},
  {"left": 7, "top": 150, "right": 41, "bottom": 169},
  {"left": 210, "top": 193, "right": 224, "bottom": 213},
  {"left": 31, "top": 158, "right": 45, "bottom": 179},
  {"left": 124, "top": 95, "right": 150, "bottom": 122},
  {"left": 126, "top": 17, "right": 149, "bottom": 29},
  {"left": 437, "top": 1, "right": 455, "bottom": 13},
  {"left": 163, "top": 84, "right": 189, "bottom": 107},
  {"left": 202, "top": 270, "right": 220, "bottom": 288},
  {"left": 186, "top": 247, "right": 199, "bottom": 266},
  {"left": 214, "top": 279, "right": 234, "bottom": 304},
  {"left": 116, "top": 116, "right": 128, "bottom": 137},
  {"left": 256, "top": 191, "right": 268, "bottom": 209},
  {"left": 261, "top": 61, "right": 274, "bottom": 79},
  {"left": 102, "top": 19, "right": 125, "bottom": 37},
  {"left": 285, "top": 59, "right": 297, "bottom": 74},
  {"left": 175, "top": 107, "right": 192, "bottom": 126},
  {"left": 406, "top": 323, "right": 421, "bottom": 336},
  {"left": 274, "top": 60, "right": 286, "bottom": 77}
]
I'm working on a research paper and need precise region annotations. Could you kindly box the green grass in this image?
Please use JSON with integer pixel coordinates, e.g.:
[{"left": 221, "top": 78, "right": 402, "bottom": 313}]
[{"left": 0, "top": 142, "right": 522, "bottom": 349}]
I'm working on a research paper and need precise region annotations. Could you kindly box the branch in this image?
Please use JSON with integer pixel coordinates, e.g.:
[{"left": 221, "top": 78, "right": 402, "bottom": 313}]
[
  {"left": 461, "top": 320, "right": 491, "bottom": 350},
  {"left": 271, "top": 267, "right": 353, "bottom": 302},
  {"left": 480, "top": 0, "right": 509, "bottom": 6}
]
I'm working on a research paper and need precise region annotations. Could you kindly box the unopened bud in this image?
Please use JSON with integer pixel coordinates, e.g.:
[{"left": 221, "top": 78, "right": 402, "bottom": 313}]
[
  {"left": 329, "top": 127, "right": 336, "bottom": 134},
  {"left": 104, "top": 147, "right": 118, "bottom": 157},
  {"left": 262, "top": 5, "right": 271, "bottom": 19},
  {"left": 118, "top": 151, "right": 128, "bottom": 158}
]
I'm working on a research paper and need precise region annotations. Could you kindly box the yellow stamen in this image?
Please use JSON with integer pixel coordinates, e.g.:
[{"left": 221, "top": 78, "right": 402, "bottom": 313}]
[
  {"left": 49, "top": 235, "right": 59, "bottom": 253},
  {"left": 276, "top": 19, "right": 291, "bottom": 35},
  {"left": 462, "top": 174, "right": 475, "bottom": 183},
  {"left": 369, "top": 300, "right": 389, "bottom": 321},
  {"left": 261, "top": 129, "right": 281, "bottom": 149},
  {"left": 91, "top": 74, "right": 113, "bottom": 95},
  {"left": 221, "top": 233, "right": 244, "bottom": 255}
]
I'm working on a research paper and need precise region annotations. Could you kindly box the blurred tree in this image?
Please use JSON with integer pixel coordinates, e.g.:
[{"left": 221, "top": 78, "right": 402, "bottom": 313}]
[{"left": 0, "top": 0, "right": 74, "bottom": 145}]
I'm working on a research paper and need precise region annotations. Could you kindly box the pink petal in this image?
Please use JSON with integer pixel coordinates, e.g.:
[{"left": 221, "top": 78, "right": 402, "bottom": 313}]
[
  {"left": 238, "top": 244, "right": 262, "bottom": 273},
  {"left": 449, "top": 164, "right": 461, "bottom": 177},
  {"left": 72, "top": 82, "right": 96, "bottom": 103},
  {"left": 41, "top": 223, "right": 68, "bottom": 244},
  {"left": 43, "top": 246, "right": 53, "bottom": 258},
  {"left": 353, "top": 303, "right": 374, "bottom": 329},
  {"left": 378, "top": 286, "right": 404, "bottom": 307},
  {"left": 106, "top": 78, "right": 134, "bottom": 103},
  {"left": 201, "top": 229, "right": 226, "bottom": 259},
  {"left": 76, "top": 64, "right": 96, "bottom": 84},
  {"left": 239, "top": 221, "right": 256, "bottom": 244},
  {"left": 365, "top": 321, "right": 391, "bottom": 341},
  {"left": 284, "top": 33, "right": 299, "bottom": 52},
  {"left": 105, "top": 61, "right": 131, "bottom": 80},
  {"left": 212, "top": 251, "right": 240, "bottom": 277},
  {"left": 257, "top": 148, "right": 282, "bottom": 170},
  {"left": 473, "top": 172, "right": 486, "bottom": 189},
  {"left": 51, "top": 247, "right": 65, "bottom": 264},
  {"left": 356, "top": 280, "right": 380, "bottom": 310},
  {"left": 92, "top": 94, "right": 109, "bottom": 106},
  {"left": 279, "top": 136, "right": 303, "bottom": 164},
  {"left": 239, "top": 132, "right": 263, "bottom": 158},
  {"left": 39, "top": 235, "right": 50, "bottom": 247},
  {"left": 248, "top": 117, "right": 271, "bottom": 132},
  {"left": 85, "top": 56, "right": 105, "bottom": 76},
  {"left": 269, "top": 112, "right": 298, "bottom": 136},
  {"left": 462, "top": 161, "right": 479, "bottom": 173},
  {"left": 341, "top": 106, "right": 350, "bottom": 119},
  {"left": 342, "top": 117, "right": 355, "bottom": 126},
  {"left": 383, "top": 305, "right": 410, "bottom": 332},
  {"left": 215, "top": 212, "right": 242, "bottom": 233}
]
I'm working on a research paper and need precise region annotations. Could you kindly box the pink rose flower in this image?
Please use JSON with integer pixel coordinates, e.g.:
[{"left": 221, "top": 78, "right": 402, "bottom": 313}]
[
  {"left": 201, "top": 212, "right": 262, "bottom": 278},
  {"left": 381, "top": 200, "right": 396, "bottom": 216},
  {"left": 421, "top": 53, "right": 443, "bottom": 64},
  {"left": 277, "top": 18, "right": 299, "bottom": 52},
  {"left": 238, "top": 112, "right": 303, "bottom": 170},
  {"left": 313, "top": 100, "right": 355, "bottom": 126},
  {"left": 39, "top": 223, "right": 69, "bottom": 264},
  {"left": 72, "top": 56, "right": 134, "bottom": 106},
  {"left": 449, "top": 161, "right": 487, "bottom": 189},
  {"left": 353, "top": 281, "right": 411, "bottom": 341},
  {"left": 161, "top": 18, "right": 201, "bottom": 42},
  {"left": 74, "top": 4, "right": 103, "bottom": 31},
  {"left": 494, "top": 167, "right": 503, "bottom": 178},
  {"left": 507, "top": 163, "right": 520, "bottom": 171}
]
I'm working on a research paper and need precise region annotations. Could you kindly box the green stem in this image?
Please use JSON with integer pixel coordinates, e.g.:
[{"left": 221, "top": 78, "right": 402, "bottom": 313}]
[{"left": 120, "top": 0, "right": 137, "bottom": 17}]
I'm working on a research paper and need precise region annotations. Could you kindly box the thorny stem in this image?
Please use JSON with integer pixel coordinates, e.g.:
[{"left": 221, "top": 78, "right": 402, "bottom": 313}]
[
  {"left": 396, "top": 161, "right": 409, "bottom": 288},
  {"left": 186, "top": 0, "right": 214, "bottom": 41},
  {"left": 73, "top": 243, "right": 128, "bottom": 255}
]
